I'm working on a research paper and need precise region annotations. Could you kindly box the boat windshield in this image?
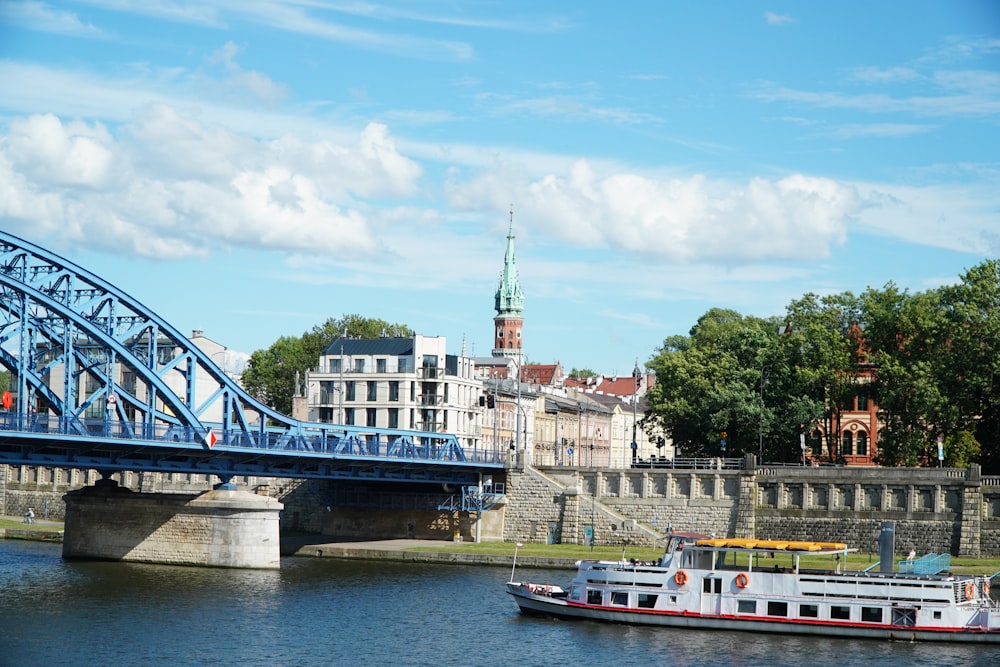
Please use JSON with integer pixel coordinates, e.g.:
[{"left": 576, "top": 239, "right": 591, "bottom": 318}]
[{"left": 661, "top": 532, "right": 711, "bottom": 566}]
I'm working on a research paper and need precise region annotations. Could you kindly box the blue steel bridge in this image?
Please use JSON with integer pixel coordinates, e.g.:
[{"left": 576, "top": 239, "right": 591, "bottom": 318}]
[{"left": 0, "top": 230, "right": 505, "bottom": 492}]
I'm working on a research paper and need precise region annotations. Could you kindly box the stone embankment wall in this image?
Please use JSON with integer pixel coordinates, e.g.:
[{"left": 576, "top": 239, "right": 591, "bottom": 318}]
[
  {"left": 8, "top": 460, "right": 1000, "bottom": 557},
  {"left": 503, "top": 460, "right": 1000, "bottom": 557}
]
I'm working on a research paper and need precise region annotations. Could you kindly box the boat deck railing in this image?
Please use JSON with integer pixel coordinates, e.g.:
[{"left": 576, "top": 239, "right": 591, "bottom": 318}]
[{"left": 898, "top": 552, "right": 951, "bottom": 575}]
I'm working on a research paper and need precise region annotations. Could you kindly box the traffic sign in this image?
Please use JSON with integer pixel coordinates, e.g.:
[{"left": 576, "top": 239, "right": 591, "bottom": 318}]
[
  {"left": 1, "top": 390, "right": 11, "bottom": 410},
  {"left": 204, "top": 429, "right": 217, "bottom": 448},
  {"left": 106, "top": 393, "right": 117, "bottom": 406}
]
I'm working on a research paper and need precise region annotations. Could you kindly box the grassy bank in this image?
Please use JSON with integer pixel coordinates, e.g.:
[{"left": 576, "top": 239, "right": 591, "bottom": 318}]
[
  {"left": 411, "top": 541, "right": 1000, "bottom": 575},
  {"left": 0, "top": 518, "right": 63, "bottom": 532}
]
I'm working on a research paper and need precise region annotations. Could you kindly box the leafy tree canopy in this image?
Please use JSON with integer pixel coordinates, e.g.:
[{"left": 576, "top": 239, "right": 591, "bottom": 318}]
[{"left": 643, "top": 259, "right": 1000, "bottom": 471}]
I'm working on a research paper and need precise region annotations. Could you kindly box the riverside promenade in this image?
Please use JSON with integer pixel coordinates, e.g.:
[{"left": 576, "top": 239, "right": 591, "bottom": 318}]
[
  {"left": 281, "top": 535, "right": 579, "bottom": 569},
  {"left": 0, "top": 519, "right": 579, "bottom": 570}
]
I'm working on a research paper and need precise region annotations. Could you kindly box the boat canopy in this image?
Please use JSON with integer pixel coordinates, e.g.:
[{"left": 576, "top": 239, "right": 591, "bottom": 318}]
[{"left": 695, "top": 538, "right": 850, "bottom": 553}]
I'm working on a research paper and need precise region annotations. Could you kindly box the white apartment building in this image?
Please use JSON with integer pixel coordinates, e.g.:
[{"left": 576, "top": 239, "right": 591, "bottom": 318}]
[{"left": 304, "top": 335, "right": 485, "bottom": 454}]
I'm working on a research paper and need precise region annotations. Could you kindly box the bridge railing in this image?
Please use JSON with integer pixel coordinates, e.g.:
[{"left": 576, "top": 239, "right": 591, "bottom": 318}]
[{"left": 0, "top": 413, "right": 507, "bottom": 466}]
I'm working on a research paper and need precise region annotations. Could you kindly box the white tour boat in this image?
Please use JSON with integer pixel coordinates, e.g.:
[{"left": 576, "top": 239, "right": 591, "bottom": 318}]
[{"left": 506, "top": 531, "right": 1000, "bottom": 643}]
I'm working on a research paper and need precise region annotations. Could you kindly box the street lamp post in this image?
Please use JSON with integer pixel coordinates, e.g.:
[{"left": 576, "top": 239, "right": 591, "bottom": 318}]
[
  {"left": 631, "top": 361, "right": 641, "bottom": 463},
  {"left": 758, "top": 366, "right": 769, "bottom": 463}
]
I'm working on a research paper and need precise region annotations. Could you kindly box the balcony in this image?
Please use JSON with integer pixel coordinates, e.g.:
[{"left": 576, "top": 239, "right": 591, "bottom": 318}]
[
  {"left": 420, "top": 394, "right": 444, "bottom": 406},
  {"left": 416, "top": 421, "right": 443, "bottom": 433},
  {"left": 419, "top": 367, "right": 444, "bottom": 379}
]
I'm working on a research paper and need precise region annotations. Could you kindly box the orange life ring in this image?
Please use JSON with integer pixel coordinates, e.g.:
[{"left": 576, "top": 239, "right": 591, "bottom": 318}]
[
  {"left": 735, "top": 573, "right": 750, "bottom": 589},
  {"left": 965, "top": 582, "right": 975, "bottom": 600},
  {"left": 674, "top": 570, "right": 688, "bottom": 586}
]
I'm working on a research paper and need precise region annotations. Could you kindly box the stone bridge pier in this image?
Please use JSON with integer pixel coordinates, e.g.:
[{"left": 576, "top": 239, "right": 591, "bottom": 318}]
[{"left": 62, "top": 482, "right": 283, "bottom": 569}]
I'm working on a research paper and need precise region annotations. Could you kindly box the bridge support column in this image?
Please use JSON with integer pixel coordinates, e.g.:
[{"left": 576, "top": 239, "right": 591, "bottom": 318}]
[{"left": 62, "top": 483, "right": 283, "bottom": 569}]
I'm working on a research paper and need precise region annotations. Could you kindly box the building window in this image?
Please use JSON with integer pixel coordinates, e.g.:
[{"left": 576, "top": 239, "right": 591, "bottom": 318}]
[
  {"left": 366, "top": 408, "right": 377, "bottom": 427},
  {"left": 319, "top": 407, "right": 333, "bottom": 422},
  {"left": 344, "top": 408, "right": 355, "bottom": 425},
  {"left": 329, "top": 358, "right": 342, "bottom": 373},
  {"left": 388, "top": 408, "right": 399, "bottom": 429},
  {"left": 811, "top": 432, "right": 823, "bottom": 456},
  {"left": 637, "top": 594, "right": 657, "bottom": 608},
  {"left": 354, "top": 358, "right": 365, "bottom": 372},
  {"left": 367, "top": 381, "right": 377, "bottom": 401},
  {"left": 857, "top": 432, "right": 868, "bottom": 456},
  {"left": 831, "top": 605, "right": 851, "bottom": 620},
  {"left": 376, "top": 358, "right": 387, "bottom": 373},
  {"left": 861, "top": 607, "right": 883, "bottom": 623},
  {"left": 389, "top": 381, "right": 400, "bottom": 402},
  {"left": 345, "top": 381, "right": 356, "bottom": 401},
  {"left": 842, "top": 431, "right": 853, "bottom": 456},
  {"left": 858, "top": 395, "right": 868, "bottom": 411}
]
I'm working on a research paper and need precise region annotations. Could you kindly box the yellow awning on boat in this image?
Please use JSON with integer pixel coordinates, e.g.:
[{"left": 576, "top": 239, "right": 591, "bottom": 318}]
[{"left": 694, "top": 538, "right": 847, "bottom": 552}]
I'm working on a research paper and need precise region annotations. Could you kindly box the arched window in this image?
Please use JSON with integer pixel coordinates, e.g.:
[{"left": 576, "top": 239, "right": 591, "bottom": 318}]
[
  {"left": 842, "top": 431, "right": 854, "bottom": 456},
  {"left": 856, "top": 431, "right": 868, "bottom": 456}
]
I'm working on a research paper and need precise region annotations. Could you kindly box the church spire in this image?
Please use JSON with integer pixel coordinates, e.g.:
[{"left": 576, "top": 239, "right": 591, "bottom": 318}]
[
  {"left": 492, "top": 205, "right": 525, "bottom": 360},
  {"left": 495, "top": 206, "right": 525, "bottom": 316}
]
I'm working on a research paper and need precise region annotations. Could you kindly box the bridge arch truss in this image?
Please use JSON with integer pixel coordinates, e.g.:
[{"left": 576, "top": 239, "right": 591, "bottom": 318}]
[{"left": 0, "top": 231, "right": 502, "bottom": 483}]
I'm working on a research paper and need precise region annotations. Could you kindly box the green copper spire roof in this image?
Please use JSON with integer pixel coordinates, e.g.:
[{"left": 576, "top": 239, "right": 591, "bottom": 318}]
[{"left": 494, "top": 209, "right": 525, "bottom": 316}]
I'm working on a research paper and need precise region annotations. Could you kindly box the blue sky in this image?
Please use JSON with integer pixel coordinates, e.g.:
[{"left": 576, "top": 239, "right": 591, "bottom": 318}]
[{"left": 1, "top": 2, "right": 998, "bottom": 377}]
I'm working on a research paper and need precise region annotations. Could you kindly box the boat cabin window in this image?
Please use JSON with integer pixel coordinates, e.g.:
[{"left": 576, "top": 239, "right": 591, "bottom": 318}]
[
  {"left": 637, "top": 594, "right": 657, "bottom": 609},
  {"left": 861, "top": 607, "right": 883, "bottom": 623},
  {"left": 767, "top": 601, "right": 788, "bottom": 617},
  {"left": 689, "top": 551, "right": 713, "bottom": 569},
  {"left": 932, "top": 610, "right": 942, "bottom": 620},
  {"left": 891, "top": 608, "right": 916, "bottom": 627},
  {"left": 702, "top": 577, "right": 722, "bottom": 594},
  {"left": 830, "top": 605, "right": 851, "bottom": 620},
  {"left": 587, "top": 590, "right": 603, "bottom": 605},
  {"left": 611, "top": 592, "right": 629, "bottom": 606},
  {"left": 737, "top": 600, "right": 756, "bottom": 614},
  {"left": 799, "top": 604, "right": 819, "bottom": 618}
]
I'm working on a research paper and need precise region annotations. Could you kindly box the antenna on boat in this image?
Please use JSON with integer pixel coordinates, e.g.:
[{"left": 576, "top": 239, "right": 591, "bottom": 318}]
[{"left": 509, "top": 542, "right": 523, "bottom": 583}]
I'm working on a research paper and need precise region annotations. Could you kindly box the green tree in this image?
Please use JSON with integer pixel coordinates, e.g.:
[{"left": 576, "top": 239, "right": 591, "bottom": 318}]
[
  {"left": 568, "top": 368, "right": 598, "bottom": 378},
  {"left": 944, "top": 430, "right": 981, "bottom": 469},
  {"left": 242, "top": 315, "right": 413, "bottom": 415},
  {"left": 858, "top": 285, "right": 949, "bottom": 466},
  {"left": 778, "top": 292, "right": 861, "bottom": 463},
  {"left": 938, "top": 260, "right": 1000, "bottom": 471},
  {"left": 646, "top": 308, "right": 780, "bottom": 458}
]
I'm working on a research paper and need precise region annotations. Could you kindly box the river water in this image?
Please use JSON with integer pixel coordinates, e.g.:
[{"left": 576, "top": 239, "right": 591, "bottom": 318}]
[{"left": 2, "top": 540, "right": 999, "bottom": 667}]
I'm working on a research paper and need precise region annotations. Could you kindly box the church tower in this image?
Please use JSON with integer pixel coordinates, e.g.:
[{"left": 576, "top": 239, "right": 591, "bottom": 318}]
[{"left": 493, "top": 207, "right": 525, "bottom": 362}]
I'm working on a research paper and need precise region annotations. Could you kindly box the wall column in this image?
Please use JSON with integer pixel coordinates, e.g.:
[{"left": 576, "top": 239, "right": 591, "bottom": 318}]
[{"left": 959, "top": 465, "right": 982, "bottom": 558}]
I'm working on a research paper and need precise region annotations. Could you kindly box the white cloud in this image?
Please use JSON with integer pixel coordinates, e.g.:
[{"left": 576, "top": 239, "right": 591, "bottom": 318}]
[
  {"left": 207, "top": 42, "right": 288, "bottom": 104},
  {"left": 0, "top": 1, "right": 106, "bottom": 37},
  {"left": 764, "top": 11, "right": 795, "bottom": 25},
  {"left": 0, "top": 110, "right": 428, "bottom": 260},
  {"left": 857, "top": 182, "right": 1000, "bottom": 255},
  {"left": 447, "top": 162, "right": 860, "bottom": 264},
  {"left": 5, "top": 114, "right": 115, "bottom": 188}
]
